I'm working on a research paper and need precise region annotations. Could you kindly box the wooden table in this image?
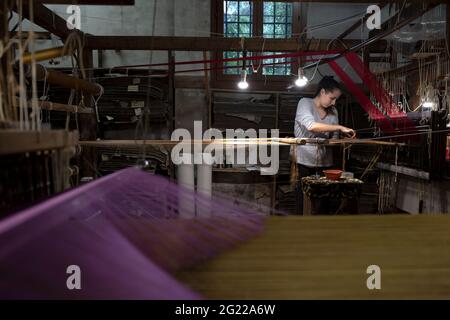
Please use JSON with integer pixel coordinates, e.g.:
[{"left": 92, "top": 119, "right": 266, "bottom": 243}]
[{"left": 301, "top": 176, "right": 363, "bottom": 215}]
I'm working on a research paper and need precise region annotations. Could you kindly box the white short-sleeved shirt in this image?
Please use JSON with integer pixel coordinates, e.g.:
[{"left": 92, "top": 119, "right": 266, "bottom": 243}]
[{"left": 294, "top": 97, "right": 339, "bottom": 167}]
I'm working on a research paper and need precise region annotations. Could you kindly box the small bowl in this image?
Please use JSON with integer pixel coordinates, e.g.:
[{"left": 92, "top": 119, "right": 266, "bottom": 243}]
[{"left": 323, "top": 169, "right": 343, "bottom": 181}]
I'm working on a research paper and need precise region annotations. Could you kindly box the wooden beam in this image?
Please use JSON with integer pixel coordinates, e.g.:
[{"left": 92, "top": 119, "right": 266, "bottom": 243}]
[
  {"left": 0, "top": 130, "right": 78, "bottom": 155},
  {"left": 39, "top": 101, "right": 94, "bottom": 114},
  {"left": 85, "top": 36, "right": 388, "bottom": 52},
  {"left": 14, "top": 98, "right": 94, "bottom": 114},
  {"left": 374, "top": 52, "right": 446, "bottom": 76},
  {"left": 303, "top": 2, "right": 439, "bottom": 71},
  {"left": 11, "top": 31, "right": 51, "bottom": 39},
  {"left": 12, "top": 2, "right": 85, "bottom": 40},
  {"left": 369, "top": 2, "right": 439, "bottom": 39},
  {"left": 356, "top": 3, "right": 439, "bottom": 52},
  {"left": 337, "top": 3, "right": 387, "bottom": 41},
  {"left": 377, "top": 162, "right": 430, "bottom": 180}
]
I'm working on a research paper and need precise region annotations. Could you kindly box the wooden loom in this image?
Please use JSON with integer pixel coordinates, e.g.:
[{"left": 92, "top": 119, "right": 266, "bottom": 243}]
[{"left": 79, "top": 137, "right": 404, "bottom": 147}]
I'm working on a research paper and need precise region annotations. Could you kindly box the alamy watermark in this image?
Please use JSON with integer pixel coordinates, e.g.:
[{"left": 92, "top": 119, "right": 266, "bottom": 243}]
[
  {"left": 366, "top": 264, "right": 381, "bottom": 290},
  {"left": 366, "top": 5, "right": 381, "bottom": 30},
  {"left": 66, "top": 5, "right": 81, "bottom": 30},
  {"left": 66, "top": 264, "right": 81, "bottom": 290},
  {"left": 171, "top": 121, "right": 279, "bottom": 175},
  {"left": 64, "top": 4, "right": 381, "bottom": 33}
]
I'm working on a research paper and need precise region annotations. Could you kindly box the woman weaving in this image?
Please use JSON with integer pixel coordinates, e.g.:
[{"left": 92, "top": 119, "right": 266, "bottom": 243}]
[{"left": 294, "top": 76, "right": 356, "bottom": 214}]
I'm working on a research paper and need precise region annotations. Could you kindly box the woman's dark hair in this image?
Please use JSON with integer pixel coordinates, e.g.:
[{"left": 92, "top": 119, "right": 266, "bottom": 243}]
[{"left": 314, "top": 76, "right": 341, "bottom": 97}]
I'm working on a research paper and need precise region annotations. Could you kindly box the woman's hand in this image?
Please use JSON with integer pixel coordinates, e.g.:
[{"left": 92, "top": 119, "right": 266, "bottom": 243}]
[{"left": 339, "top": 126, "right": 356, "bottom": 139}]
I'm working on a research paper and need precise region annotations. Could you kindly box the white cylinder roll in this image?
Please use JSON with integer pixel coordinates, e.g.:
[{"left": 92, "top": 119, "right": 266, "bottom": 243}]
[
  {"left": 196, "top": 153, "right": 212, "bottom": 197},
  {"left": 177, "top": 153, "right": 195, "bottom": 218},
  {"left": 196, "top": 153, "right": 213, "bottom": 217}
]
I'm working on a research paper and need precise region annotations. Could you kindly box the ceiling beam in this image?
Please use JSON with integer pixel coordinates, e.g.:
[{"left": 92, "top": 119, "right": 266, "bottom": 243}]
[
  {"left": 369, "top": 2, "right": 439, "bottom": 39},
  {"left": 12, "top": 2, "right": 85, "bottom": 40},
  {"left": 337, "top": 2, "right": 387, "bottom": 41},
  {"left": 84, "top": 36, "right": 388, "bottom": 52},
  {"left": 302, "top": 1, "right": 439, "bottom": 71},
  {"left": 374, "top": 52, "right": 446, "bottom": 76}
]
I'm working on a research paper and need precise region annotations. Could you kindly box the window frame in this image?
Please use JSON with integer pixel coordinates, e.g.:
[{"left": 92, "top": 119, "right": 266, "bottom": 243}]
[{"left": 211, "top": 0, "right": 306, "bottom": 90}]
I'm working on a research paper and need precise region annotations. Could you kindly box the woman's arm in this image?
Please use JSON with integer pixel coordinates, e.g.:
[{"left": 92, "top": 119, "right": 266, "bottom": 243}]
[
  {"left": 295, "top": 99, "right": 355, "bottom": 138},
  {"left": 309, "top": 122, "right": 341, "bottom": 133},
  {"left": 309, "top": 123, "right": 356, "bottom": 138}
]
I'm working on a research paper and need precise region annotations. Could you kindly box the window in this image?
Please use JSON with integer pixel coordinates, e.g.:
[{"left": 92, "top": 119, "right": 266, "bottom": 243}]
[
  {"left": 262, "top": 2, "right": 293, "bottom": 75},
  {"left": 213, "top": 0, "right": 304, "bottom": 87},
  {"left": 262, "top": 2, "right": 292, "bottom": 39},
  {"left": 223, "top": 1, "right": 253, "bottom": 75},
  {"left": 224, "top": 1, "right": 253, "bottom": 37},
  {"left": 221, "top": 1, "right": 295, "bottom": 76},
  {"left": 263, "top": 52, "right": 291, "bottom": 76}
]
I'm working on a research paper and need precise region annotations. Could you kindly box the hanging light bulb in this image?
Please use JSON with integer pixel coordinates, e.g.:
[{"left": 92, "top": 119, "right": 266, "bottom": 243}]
[
  {"left": 237, "top": 69, "right": 249, "bottom": 90},
  {"left": 422, "top": 101, "right": 436, "bottom": 110},
  {"left": 295, "top": 67, "right": 308, "bottom": 87},
  {"left": 421, "top": 85, "right": 438, "bottom": 110}
]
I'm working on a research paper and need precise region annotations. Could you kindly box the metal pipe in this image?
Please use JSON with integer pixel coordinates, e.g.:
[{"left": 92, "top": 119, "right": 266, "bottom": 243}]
[
  {"left": 21, "top": 46, "right": 67, "bottom": 64},
  {"left": 29, "top": 64, "right": 103, "bottom": 96}
]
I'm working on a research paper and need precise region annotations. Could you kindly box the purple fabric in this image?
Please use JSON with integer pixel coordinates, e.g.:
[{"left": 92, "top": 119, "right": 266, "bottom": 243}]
[{"left": 0, "top": 167, "right": 266, "bottom": 299}]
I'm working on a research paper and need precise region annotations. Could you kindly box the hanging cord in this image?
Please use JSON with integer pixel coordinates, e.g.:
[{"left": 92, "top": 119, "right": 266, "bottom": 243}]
[
  {"left": 16, "top": 0, "right": 29, "bottom": 130},
  {"left": 63, "top": 31, "right": 87, "bottom": 80},
  {"left": 342, "top": 144, "right": 351, "bottom": 171},
  {"left": 137, "top": 0, "right": 158, "bottom": 163},
  {"left": 251, "top": 38, "right": 264, "bottom": 74},
  {"left": 240, "top": 38, "right": 248, "bottom": 78},
  {"left": 0, "top": 39, "right": 5, "bottom": 121},
  {"left": 394, "top": 145, "right": 398, "bottom": 183},
  {"left": 302, "top": 38, "right": 337, "bottom": 84},
  {"left": 377, "top": 170, "right": 382, "bottom": 213},
  {"left": 27, "top": 0, "right": 40, "bottom": 131},
  {"left": 446, "top": 79, "right": 450, "bottom": 121},
  {"left": 91, "top": 88, "right": 103, "bottom": 123},
  {"left": 0, "top": 1, "right": 19, "bottom": 122},
  {"left": 5, "top": 13, "right": 19, "bottom": 123},
  {"left": 237, "top": 38, "right": 249, "bottom": 87},
  {"left": 360, "top": 146, "right": 383, "bottom": 180}
]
